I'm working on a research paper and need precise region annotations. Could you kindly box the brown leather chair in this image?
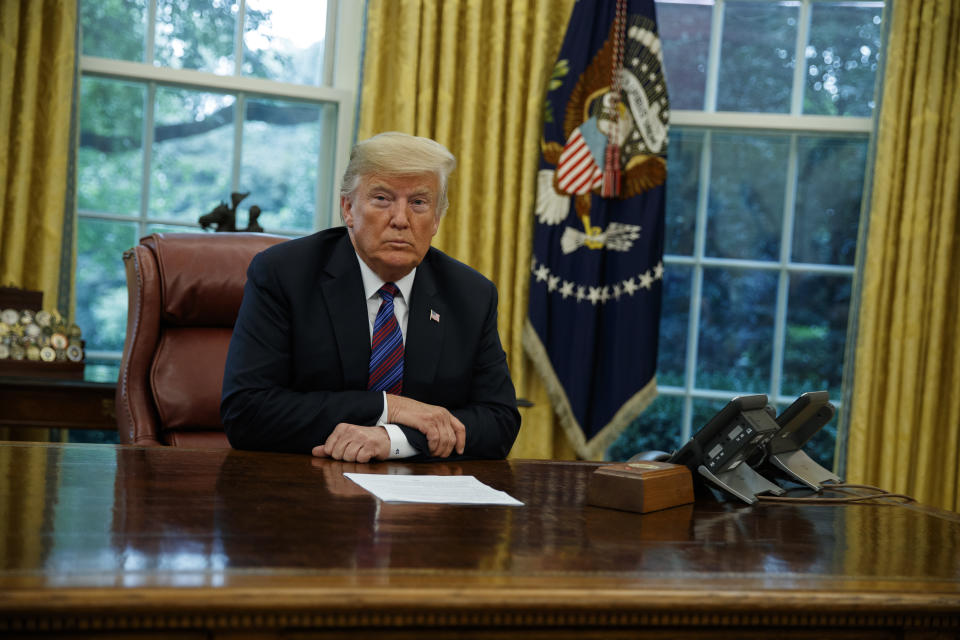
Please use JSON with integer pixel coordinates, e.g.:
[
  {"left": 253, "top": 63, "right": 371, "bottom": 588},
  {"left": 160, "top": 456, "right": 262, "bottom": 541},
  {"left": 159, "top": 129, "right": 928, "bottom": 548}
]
[{"left": 116, "top": 232, "right": 287, "bottom": 447}]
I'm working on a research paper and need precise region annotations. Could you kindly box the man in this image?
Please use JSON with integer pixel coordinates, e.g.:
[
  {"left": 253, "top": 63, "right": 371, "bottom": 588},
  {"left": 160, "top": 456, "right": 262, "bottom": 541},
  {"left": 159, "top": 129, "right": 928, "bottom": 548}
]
[{"left": 221, "top": 132, "right": 521, "bottom": 462}]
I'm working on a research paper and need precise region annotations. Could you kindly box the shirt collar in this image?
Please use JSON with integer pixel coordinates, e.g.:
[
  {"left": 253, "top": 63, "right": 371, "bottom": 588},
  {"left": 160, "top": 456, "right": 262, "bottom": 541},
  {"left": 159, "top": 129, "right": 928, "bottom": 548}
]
[{"left": 355, "top": 252, "right": 416, "bottom": 302}]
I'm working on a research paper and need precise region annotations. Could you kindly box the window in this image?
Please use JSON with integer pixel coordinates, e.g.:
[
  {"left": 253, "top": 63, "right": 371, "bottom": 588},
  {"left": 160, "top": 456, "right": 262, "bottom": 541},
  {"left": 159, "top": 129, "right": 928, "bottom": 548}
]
[
  {"left": 76, "top": 0, "right": 362, "bottom": 382},
  {"left": 608, "top": 0, "right": 884, "bottom": 468}
]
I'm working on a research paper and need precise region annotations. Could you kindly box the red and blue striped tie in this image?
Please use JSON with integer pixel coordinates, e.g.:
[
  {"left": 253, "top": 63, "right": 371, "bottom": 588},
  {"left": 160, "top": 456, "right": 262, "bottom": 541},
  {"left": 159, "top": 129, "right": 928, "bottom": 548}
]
[{"left": 367, "top": 283, "right": 403, "bottom": 395}]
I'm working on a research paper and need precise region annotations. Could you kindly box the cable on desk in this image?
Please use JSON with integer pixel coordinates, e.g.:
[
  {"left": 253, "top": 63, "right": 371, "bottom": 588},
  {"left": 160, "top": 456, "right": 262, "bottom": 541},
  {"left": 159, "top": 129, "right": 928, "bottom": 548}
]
[{"left": 758, "top": 482, "right": 915, "bottom": 505}]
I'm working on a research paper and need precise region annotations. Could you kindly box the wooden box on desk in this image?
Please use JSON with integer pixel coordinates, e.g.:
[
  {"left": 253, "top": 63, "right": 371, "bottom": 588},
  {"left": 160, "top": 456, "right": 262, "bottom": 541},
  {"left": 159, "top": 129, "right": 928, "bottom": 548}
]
[{"left": 587, "top": 460, "right": 694, "bottom": 514}]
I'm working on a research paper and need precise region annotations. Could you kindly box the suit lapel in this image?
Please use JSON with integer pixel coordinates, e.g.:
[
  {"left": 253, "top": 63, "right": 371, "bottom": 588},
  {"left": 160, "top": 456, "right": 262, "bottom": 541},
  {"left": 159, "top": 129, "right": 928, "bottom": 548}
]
[
  {"left": 320, "top": 234, "right": 371, "bottom": 389},
  {"left": 405, "top": 254, "right": 443, "bottom": 389}
]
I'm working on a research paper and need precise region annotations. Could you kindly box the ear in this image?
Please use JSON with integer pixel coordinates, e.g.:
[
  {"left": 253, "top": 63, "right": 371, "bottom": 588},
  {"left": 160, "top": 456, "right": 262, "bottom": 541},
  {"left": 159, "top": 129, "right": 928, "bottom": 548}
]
[{"left": 341, "top": 194, "right": 354, "bottom": 228}]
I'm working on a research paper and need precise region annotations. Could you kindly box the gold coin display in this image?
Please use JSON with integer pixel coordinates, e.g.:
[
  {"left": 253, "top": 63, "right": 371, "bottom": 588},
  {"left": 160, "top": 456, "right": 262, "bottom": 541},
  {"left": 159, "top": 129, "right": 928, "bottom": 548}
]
[
  {"left": 0, "top": 309, "right": 18, "bottom": 325},
  {"left": 0, "top": 344, "right": 9, "bottom": 359},
  {"left": 66, "top": 344, "right": 83, "bottom": 362},
  {"left": 26, "top": 345, "right": 41, "bottom": 361},
  {"left": 40, "top": 346, "right": 56, "bottom": 362},
  {"left": 51, "top": 333, "right": 68, "bottom": 349}
]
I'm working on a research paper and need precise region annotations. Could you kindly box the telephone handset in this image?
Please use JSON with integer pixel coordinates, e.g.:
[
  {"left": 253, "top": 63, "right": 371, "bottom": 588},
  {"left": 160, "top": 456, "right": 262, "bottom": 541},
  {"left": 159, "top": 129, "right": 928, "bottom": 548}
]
[{"left": 764, "top": 391, "right": 840, "bottom": 490}]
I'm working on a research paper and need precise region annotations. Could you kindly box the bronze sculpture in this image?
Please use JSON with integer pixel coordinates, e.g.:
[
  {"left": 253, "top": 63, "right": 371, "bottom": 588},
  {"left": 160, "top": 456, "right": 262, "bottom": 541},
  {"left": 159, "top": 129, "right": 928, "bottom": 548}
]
[{"left": 199, "top": 192, "right": 264, "bottom": 232}]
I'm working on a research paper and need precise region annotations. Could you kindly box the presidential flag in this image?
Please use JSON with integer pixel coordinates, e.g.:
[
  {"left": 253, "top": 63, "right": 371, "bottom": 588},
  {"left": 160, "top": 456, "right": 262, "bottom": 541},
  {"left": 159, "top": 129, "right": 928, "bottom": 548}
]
[{"left": 524, "top": 0, "right": 668, "bottom": 459}]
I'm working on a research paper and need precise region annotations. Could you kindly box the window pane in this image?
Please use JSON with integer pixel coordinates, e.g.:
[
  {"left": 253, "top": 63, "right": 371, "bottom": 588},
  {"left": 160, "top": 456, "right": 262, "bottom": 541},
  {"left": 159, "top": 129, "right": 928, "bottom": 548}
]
[
  {"left": 656, "top": 0, "right": 712, "bottom": 110},
  {"left": 706, "top": 133, "right": 789, "bottom": 261},
  {"left": 697, "top": 268, "right": 777, "bottom": 393},
  {"left": 154, "top": 0, "right": 236, "bottom": 73},
  {"left": 75, "top": 220, "right": 139, "bottom": 353},
  {"left": 81, "top": 0, "right": 146, "bottom": 62},
  {"left": 150, "top": 88, "right": 234, "bottom": 223},
  {"left": 607, "top": 394, "right": 686, "bottom": 461},
  {"left": 781, "top": 273, "right": 851, "bottom": 397},
  {"left": 692, "top": 396, "right": 728, "bottom": 435},
  {"left": 79, "top": 78, "right": 145, "bottom": 215},
  {"left": 665, "top": 127, "right": 702, "bottom": 256},
  {"left": 658, "top": 264, "right": 691, "bottom": 386},
  {"left": 804, "top": 2, "right": 883, "bottom": 117},
  {"left": 244, "top": 0, "right": 328, "bottom": 85},
  {"left": 240, "top": 98, "right": 333, "bottom": 232},
  {"left": 717, "top": 1, "right": 798, "bottom": 113},
  {"left": 793, "top": 136, "right": 868, "bottom": 265}
]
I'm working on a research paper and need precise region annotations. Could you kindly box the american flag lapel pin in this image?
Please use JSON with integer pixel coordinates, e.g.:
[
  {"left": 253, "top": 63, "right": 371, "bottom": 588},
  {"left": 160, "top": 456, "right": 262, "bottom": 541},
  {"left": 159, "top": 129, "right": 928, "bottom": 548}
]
[{"left": 430, "top": 309, "right": 440, "bottom": 323}]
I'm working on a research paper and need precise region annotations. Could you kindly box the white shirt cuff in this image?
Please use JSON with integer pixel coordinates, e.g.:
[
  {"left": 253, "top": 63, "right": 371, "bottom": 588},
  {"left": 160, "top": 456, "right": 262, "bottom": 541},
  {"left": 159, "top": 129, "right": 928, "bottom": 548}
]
[
  {"left": 382, "top": 423, "right": 417, "bottom": 459},
  {"left": 378, "top": 391, "right": 389, "bottom": 425}
]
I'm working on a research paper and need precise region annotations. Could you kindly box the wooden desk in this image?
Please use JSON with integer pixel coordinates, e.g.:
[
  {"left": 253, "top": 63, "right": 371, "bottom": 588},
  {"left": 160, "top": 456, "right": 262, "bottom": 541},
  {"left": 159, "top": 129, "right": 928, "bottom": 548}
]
[
  {"left": 1, "top": 442, "right": 958, "bottom": 638},
  {"left": 0, "top": 376, "right": 116, "bottom": 431}
]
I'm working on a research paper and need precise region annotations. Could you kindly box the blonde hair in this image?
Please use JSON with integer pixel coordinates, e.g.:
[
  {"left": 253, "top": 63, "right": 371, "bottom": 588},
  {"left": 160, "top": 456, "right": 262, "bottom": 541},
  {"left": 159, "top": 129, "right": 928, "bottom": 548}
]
[{"left": 340, "top": 132, "right": 457, "bottom": 215}]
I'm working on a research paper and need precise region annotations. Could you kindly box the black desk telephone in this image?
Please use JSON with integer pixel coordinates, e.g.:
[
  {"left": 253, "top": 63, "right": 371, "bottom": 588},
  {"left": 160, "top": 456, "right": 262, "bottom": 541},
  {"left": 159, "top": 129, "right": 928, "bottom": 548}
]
[{"left": 667, "top": 391, "right": 837, "bottom": 504}]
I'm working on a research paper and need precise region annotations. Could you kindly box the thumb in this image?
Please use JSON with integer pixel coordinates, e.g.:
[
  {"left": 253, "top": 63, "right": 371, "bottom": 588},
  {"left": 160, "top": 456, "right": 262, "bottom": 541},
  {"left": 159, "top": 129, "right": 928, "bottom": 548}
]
[{"left": 311, "top": 445, "right": 329, "bottom": 458}]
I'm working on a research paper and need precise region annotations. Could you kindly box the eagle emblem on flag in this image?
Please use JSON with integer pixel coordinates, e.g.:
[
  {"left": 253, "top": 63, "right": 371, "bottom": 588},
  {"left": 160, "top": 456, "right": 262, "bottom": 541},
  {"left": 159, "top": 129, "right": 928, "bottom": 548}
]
[{"left": 536, "top": 12, "right": 668, "bottom": 254}]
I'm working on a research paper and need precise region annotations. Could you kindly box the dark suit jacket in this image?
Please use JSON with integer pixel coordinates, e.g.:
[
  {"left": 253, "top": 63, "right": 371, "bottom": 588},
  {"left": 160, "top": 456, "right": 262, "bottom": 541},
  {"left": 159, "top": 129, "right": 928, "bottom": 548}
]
[{"left": 221, "top": 227, "right": 521, "bottom": 458}]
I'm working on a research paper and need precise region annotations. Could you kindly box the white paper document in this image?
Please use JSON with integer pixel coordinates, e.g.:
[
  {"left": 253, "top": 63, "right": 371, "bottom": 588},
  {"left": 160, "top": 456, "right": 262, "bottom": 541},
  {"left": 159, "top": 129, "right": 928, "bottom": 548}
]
[{"left": 344, "top": 473, "right": 524, "bottom": 506}]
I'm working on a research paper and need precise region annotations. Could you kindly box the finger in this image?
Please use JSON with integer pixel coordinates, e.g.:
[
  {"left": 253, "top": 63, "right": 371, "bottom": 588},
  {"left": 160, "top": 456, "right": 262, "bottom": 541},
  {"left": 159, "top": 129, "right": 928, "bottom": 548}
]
[
  {"left": 332, "top": 436, "right": 354, "bottom": 461},
  {"left": 328, "top": 429, "right": 350, "bottom": 460},
  {"left": 444, "top": 413, "right": 466, "bottom": 457},
  {"left": 326, "top": 423, "right": 359, "bottom": 460},
  {"left": 341, "top": 440, "right": 362, "bottom": 462},
  {"left": 355, "top": 444, "right": 373, "bottom": 464},
  {"left": 452, "top": 417, "right": 466, "bottom": 454},
  {"left": 422, "top": 423, "right": 442, "bottom": 456},
  {"left": 437, "top": 422, "right": 455, "bottom": 458},
  {"left": 312, "top": 445, "right": 329, "bottom": 458}
]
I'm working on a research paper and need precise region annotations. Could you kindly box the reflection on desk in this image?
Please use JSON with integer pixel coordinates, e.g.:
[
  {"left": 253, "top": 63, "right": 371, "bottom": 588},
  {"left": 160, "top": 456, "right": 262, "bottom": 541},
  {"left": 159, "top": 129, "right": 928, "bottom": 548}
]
[{"left": 1, "top": 441, "right": 958, "bottom": 638}]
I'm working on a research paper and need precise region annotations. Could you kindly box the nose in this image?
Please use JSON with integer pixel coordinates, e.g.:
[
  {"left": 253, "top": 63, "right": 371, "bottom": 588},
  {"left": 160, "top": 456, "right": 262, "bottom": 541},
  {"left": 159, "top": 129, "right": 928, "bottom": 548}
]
[{"left": 388, "top": 203, "right": 410, "bottom": 228}]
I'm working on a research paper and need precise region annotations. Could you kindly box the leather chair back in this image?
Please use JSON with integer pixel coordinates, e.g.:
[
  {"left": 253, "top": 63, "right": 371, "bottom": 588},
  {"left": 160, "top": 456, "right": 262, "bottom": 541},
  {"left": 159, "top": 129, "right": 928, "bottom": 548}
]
[{"left": 116, "top": 232, "right": 287, "bottom": 447}]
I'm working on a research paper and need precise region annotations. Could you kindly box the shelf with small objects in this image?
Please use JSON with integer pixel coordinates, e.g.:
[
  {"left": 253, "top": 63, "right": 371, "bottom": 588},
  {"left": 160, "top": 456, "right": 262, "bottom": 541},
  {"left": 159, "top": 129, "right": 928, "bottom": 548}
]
[{"left": 0, "top": 287, "right": 85, "bottom": 380}]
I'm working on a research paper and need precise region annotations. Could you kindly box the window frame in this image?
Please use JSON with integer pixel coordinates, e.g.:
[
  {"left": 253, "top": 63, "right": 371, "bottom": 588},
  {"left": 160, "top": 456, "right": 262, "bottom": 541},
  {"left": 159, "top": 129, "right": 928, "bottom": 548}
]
[
  {"left": 77, "top": 0, "right": 364, "bottom": 369},
  {"left": 649, "top": 0, "right": 882, "bottom": 446}
]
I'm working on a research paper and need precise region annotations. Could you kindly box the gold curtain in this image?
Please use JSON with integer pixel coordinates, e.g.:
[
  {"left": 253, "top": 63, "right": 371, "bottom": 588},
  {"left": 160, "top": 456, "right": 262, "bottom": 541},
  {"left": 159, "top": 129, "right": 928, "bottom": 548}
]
[
  {"left": 359, "top": 0, "right": 578, "bottom": 459},
  {"left": 0, "top": 0, "right": 77, "bottom": 309},
  {"left": 846, "top": 0, "right": 960, "bottom": 511}
]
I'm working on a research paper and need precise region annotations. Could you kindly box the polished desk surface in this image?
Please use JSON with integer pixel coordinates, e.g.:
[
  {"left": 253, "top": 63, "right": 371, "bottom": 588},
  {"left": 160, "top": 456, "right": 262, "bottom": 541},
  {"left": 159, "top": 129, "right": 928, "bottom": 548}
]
[{"left": 1, "top": 441, "right": 959, "bottom": 637}]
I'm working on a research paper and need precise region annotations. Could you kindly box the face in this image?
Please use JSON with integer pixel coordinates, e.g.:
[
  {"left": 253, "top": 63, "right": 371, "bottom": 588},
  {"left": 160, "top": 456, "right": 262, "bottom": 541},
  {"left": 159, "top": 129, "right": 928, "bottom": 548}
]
[{"left": 342, "top": 172, "right": 441, "bottom": 282}]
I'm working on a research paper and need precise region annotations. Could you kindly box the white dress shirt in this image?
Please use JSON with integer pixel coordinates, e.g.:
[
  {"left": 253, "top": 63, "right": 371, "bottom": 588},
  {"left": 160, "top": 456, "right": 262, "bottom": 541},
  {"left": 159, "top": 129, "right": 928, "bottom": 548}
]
[{"left": 355, "top": 254, "right": 418, "bottom": 459}]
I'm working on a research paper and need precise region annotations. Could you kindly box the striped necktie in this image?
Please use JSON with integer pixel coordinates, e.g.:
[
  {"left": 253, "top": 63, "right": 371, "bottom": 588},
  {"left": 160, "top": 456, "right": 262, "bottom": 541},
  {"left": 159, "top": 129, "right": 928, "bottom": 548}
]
[{"left": 367, "top": 283, "right": 403, "bottom": 395}]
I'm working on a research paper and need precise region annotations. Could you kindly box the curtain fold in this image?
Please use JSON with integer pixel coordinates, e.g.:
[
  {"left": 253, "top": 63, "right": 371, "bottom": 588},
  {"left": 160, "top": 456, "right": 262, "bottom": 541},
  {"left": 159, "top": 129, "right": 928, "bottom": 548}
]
[
  {"left": 846, "top": 0, "right": 960, "bottom": 511},
  {"left": 0, "top": 0, "right": 77, "bottom": 311},
  {"left": 359, "top": 0, "right": 578, "bottom": 459}
]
